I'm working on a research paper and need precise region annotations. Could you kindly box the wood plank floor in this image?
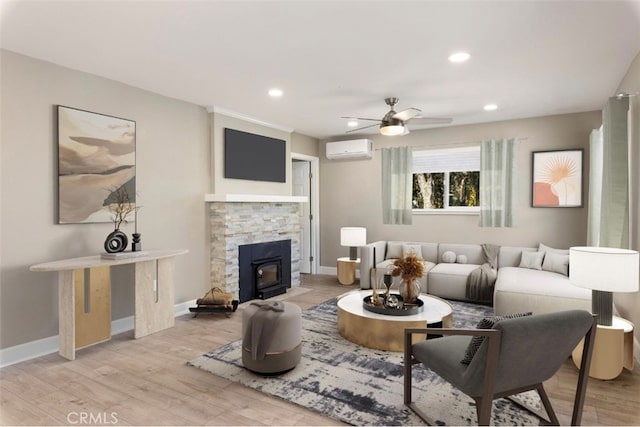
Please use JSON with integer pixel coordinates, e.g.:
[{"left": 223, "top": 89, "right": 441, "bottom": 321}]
[{"left": 1, "top": 274, "right": 639, "bottom": 426}]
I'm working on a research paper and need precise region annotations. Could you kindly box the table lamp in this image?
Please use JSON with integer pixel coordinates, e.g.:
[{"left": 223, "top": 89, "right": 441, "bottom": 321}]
[
  {"left": 569, "top": 246, "right": 639, "bottom": 326},
  {"left": 340, "top": 227, "right": 366, "bottom": 261}
]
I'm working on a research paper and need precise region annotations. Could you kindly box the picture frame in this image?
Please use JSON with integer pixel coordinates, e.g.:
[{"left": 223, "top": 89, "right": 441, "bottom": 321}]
[
  {"left": 531, "top": 149, "right": 583, "bottom": 207},
  {"left": 57, "top": 106, "right": 136, "bottom": 223}
]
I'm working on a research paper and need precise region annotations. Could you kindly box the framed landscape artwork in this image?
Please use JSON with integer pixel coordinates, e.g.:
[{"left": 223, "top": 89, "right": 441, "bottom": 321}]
[
  {"left": 531, "top": 149, "right": 583, "bottom": 208},
  {"left": 57, "top": 106, "right": 136, "bottom": 224}
]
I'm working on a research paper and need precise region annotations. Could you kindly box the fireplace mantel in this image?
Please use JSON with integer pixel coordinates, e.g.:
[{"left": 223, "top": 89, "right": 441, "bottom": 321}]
[{"left": 204, "top": 194, "right": 307, "bottom": 203}]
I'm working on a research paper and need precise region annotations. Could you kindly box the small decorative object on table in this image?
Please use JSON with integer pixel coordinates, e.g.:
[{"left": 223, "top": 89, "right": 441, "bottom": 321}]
[
  {"left": 391, "top": 253, "right": 423, "bottom": 303},
  {"left": 103, "top": 187, "right": 138, "bottom": 254}
]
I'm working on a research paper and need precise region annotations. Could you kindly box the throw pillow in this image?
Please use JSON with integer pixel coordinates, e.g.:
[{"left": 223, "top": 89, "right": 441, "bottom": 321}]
[
  {"left": 442, "top": 251, "right": 457, "bottom": 263},
  {"left": 386, "top": 243, "right": 403, "bottom": 259},
  {"left": 456, "top": 254, "right": 468, "bottom": 264},
  {"left": 402, "top": 244, "right": 424, "bottom": 260},
  {"left": 519, "top": 251, "right": 545, "bottom": 270},
  {"left": 461, "top": 312, "right": 532, "bottom": 364},
  {"left": 542, "top": 251, "right": 570, "bottom": 276},
  {"left": 538, "top": 243, "right": 570, "bottom": 255}
]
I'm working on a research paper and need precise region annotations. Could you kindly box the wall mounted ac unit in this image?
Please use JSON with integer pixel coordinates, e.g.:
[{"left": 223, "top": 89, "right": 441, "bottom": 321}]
[{"left": 326, "top": 139, "right": 373, "bottom": 160}]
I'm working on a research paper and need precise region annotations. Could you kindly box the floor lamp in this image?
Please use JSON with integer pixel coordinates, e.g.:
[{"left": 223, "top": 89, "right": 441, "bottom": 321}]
[
  {"left": 569, "top": 246, "right": 639, "bottom": 326},
  {"left": 340, "top": 227, "right": 366, "bottom": 261}
]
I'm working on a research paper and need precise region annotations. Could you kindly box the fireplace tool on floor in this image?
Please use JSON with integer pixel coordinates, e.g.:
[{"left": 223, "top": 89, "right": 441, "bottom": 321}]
[{"left": 189, "top": 287, "right": 239, "bottom": 317}]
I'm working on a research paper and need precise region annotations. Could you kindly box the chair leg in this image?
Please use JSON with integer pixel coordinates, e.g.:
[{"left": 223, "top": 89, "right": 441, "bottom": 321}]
[
  {"left": 537, "top": 384, "right": 560, "bottom": 425},
  {"left": 404, "top": 332, "right": 412, "bottom": 405},
  {"left": 475, "top": 397, "right": 493, "bottom": 426}
]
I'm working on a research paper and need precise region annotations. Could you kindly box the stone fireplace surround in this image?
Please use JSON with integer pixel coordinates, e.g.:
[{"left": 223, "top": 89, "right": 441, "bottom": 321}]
[{"left": 205, "top": 194, "right": 306, "bottom": 300}]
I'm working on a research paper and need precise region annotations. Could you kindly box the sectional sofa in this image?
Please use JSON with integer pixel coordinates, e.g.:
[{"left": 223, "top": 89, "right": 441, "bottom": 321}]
[{"left": 359, "top": 241, "right": 592, "bottom": 315}]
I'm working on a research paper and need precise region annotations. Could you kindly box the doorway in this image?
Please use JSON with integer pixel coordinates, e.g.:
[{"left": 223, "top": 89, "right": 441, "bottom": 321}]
[{"left": 291, "top": 153, "right": 319, "bottom": 274}]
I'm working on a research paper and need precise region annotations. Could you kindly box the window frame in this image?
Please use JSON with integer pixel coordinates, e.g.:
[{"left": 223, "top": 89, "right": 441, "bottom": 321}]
[{"left": 411, "top": 147, "right": 481, "bottom": 215}]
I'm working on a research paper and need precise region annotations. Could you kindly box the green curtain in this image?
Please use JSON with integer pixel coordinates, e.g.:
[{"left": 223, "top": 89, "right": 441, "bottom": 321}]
[
  {"left": 587, "top": 127, "right": 603, "bottom": 246},
  {"left": 478, "top": 138, "right": 519, "bottom": 227},
  {"left": 591, "top": 97, "right": 630, "bottom": 248},
  {"left": 381, "top": 146, "right": 412, "bottom": 225}
]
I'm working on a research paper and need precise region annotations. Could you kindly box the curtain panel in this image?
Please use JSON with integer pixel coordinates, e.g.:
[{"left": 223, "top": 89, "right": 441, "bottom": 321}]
[
  {"left": 381, "top": 146, "right": 413, "bottom": 225},
  {"left": 589, "top": 97, "right": 631, "bottom": 249},
  {"left": 478, "top": 138, "right": 519, "bottom": 227}
]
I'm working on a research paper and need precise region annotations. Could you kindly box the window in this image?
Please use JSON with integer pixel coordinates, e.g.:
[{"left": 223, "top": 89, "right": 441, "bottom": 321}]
[{"left": 412, "top": 147, "right": 480, "bottom": 213}]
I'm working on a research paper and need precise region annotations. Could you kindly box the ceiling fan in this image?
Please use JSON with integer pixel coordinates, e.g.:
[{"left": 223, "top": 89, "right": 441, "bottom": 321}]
[{"left": 342, "top": 97, "right": 452, "bottom": 136}]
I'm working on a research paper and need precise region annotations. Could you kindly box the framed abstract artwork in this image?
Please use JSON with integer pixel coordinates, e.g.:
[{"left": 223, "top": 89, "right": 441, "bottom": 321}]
[
  {"left": 57, "top": 106, "right": 136, "bottom": 223},
  {"left": 531, "top": 149, "right": 583, "bottom": 207}
]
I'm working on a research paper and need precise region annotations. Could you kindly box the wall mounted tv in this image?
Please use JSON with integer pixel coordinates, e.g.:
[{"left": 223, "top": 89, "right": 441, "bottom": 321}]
[{"left": 224, "top": 128, "right": 286, "bottom": 183}]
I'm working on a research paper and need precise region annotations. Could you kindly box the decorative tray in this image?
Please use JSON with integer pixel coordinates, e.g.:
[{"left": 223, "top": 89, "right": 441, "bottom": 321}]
[{"left": 363, "top": 293, "right": 424, "bottom": 316}]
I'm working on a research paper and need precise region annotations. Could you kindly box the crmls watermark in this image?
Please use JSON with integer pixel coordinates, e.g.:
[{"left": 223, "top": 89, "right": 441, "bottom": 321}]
[{"left": 66, "top": 412, "right": 118, "bottom": 425}]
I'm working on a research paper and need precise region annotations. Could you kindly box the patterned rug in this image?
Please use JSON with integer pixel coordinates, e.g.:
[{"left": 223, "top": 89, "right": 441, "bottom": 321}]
[{"left": 188, "top": 297, "right": 542, "bottom": 426}]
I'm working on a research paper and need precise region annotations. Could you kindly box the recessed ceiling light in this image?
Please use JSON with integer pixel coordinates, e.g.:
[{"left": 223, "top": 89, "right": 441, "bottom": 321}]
[
  {"left": 268, "top": 88, "right": 283, "bottom": 97},
  {"left": 483, "top": 103, "right": 498, "bottom": 111},
  {"left": 448, "top": 52, "right": 470, "bottom": 63},
  {"left": 347, "top": 120, "right": 358, "bottom": 127}
]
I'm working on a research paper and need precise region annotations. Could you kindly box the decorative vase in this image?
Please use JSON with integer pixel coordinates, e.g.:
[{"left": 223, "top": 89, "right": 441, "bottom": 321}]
[
  {"left": 104, "top": 229, "right": 128, "bottom": 253},
  {"left": 399, "top": 278, "right": 421, "bottom": 303}
]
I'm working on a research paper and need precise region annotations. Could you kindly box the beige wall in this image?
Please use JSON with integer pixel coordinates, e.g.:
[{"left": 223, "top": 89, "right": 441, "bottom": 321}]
[
  {"left": 210, "top": 112, "right": 292, "bottom": 196},
  {"left": 613, "top": 51, "right": 640, "bottom": 344},
  {"left": 291, "top": 132, "right": 320, "bottom": 158},
  {"left": 319, "top": 111, "right": 601, "bottom": 264},
  {"left": 0, "top": 50, "right": 210, "bottom": 349}
]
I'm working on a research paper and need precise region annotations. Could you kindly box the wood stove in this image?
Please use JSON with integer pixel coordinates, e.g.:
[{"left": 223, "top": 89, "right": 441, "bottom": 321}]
[{"left": 238, "top": 239, "right": 291, "bottom": 303}]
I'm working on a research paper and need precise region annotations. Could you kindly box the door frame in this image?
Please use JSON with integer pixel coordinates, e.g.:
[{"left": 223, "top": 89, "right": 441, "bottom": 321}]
[{"left": 291, "top": 152, "right": 320, "bottom": 274}]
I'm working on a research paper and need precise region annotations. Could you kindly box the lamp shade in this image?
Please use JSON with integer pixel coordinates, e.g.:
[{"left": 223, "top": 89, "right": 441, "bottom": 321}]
[
  {"left": 569, "top": 246, "right": 639, "bottom": 292},
  {"left": 340, "top": 227, "right": 367, "bottom": 247}
]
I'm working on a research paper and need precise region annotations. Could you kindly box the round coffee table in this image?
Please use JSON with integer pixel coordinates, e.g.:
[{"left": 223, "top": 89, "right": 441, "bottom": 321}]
[{"left": 337, "top": 290, "right": 453, "bottom": 352}]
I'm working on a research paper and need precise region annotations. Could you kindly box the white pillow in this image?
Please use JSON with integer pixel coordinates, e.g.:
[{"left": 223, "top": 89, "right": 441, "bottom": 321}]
[
  {"left": 402, "top": 244, "right": 423, "bottom": 260},
  {"left": 542, "top": 252, "right": 570, "bottom": 276},
  {"left": 442, "top": 251, "right": 457, "bottom": 263},
  {"left": 538, "top": 243, "right": 569, "bottom": 255},
  {"left": 519, "top": 251, "right": 545, "bottom": 270},
  {"left": 386, "top": 243, "right": 403, "bottom": 259},
  {"left": 456, "top": 254, "right": 468, "bottom": 264}
]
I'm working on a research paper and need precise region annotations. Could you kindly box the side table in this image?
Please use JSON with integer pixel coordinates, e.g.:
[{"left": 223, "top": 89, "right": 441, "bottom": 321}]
[
  {"left": 337, "top": 257, "right": 359, "bottom": 285},
  {"left": 571, "top": 316, "right": 634, "bottom": 380}
]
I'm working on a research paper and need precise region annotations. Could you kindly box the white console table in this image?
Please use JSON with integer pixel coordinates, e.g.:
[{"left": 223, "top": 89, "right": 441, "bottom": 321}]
[{"left": 30, "top": 249, "right": 188, "bottom": 360}]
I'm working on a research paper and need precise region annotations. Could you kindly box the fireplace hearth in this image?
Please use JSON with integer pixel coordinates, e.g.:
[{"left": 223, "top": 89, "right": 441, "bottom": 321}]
[{"left": 239, "top": 239, "right": 291, "bottom": 303}]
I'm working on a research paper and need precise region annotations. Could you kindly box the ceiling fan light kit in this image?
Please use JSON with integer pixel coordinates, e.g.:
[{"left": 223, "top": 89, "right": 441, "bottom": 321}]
[
  {"left": 380, "top": 124, "right": 405, "bottom": 136},
  {"left": 343, "top": 97, "right": 452, "bottom": 136}
]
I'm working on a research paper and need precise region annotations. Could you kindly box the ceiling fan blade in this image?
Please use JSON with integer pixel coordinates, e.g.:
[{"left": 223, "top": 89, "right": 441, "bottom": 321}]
[
  {"left": 346, "top": 123, "right": 380, "bottom": 133},
  {"left": 341, "top": 116, "right": 382, "bottom": 122},
  {"left": 401, "top": 126, "right": 410, "bottom": 136},
  {"left": 393, "top": 108, "right": 421, "bottom": 121},
  {"left": 408, "top": 117, "right": 453, "bottom": 125}
]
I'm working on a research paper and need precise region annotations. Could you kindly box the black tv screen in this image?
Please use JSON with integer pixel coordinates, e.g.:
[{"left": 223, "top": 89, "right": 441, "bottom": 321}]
[{"left": 224, "top": 128, "right": 286, "bottom": 183}]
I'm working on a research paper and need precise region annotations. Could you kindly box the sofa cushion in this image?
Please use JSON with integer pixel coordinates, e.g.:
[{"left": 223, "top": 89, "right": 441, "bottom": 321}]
[
  {"left": 519, "top": 251, "right": 544, "bottom": 270},
  {"left": 428, "top": 263, "right": 480, "bottom": 300},
  {"left": 442, "top": 251, "right": 456, "bottom": 263},
  {"left": 461, "top": 312, "right": 532, "bottom": 364},
  {"left": 456, "top": 254, "right": 468, "bottom": 264},
  {"left": 494, "top": 266, "right": 591, "bottom": 315},
  {"left": 539, "top": 243, "right": 569, "bottom": 255},
  {"left": 438, "top": 243, "right": 484, "bottom": 265},
  {"left": 403, "top": 244, "right": 423, "bottom": 259},
  {"left": 542, "top": 251, "right": 570, "bottom": 276},
  {"left": 386, "top": 242, "right": 403, "bottom": 259},
  {"left": 498, "top": 246, "right": 537, "bottom": 269}
]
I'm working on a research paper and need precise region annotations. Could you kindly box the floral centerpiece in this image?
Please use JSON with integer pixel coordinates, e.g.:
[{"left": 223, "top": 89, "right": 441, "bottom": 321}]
[{"left": 391, "top": 253, "right": 424, "bottom": 303}]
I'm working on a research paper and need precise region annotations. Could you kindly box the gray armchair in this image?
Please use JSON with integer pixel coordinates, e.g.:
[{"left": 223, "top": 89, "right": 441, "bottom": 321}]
[{"left": 404, "top": 310, "right": 597, "bottom": 425}]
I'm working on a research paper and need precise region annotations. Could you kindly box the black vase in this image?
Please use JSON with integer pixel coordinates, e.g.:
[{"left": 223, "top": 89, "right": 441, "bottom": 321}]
[{"left": 104, "top": 229, "right": 128, "bottom": 253}]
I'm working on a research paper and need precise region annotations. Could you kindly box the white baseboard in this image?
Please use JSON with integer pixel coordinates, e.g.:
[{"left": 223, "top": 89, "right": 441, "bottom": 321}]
[
  {"left": 318, "top": 266, "right": 361, "bottom": 279},
  {"left": 0, "top": 299, "right": 197, "bottom": 368}
]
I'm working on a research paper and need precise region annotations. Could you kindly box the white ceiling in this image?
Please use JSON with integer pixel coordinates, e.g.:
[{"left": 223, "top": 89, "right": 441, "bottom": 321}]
[{"left": 1, "top": 1, "right": 639, "bottom": 140}]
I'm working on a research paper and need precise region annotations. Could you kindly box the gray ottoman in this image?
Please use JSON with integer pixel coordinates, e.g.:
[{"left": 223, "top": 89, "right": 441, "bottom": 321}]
[{"left": 242, "top": 301, "right": 302, "bottom": 374}]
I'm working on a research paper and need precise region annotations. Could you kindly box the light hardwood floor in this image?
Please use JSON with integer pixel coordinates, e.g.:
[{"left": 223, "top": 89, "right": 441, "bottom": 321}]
[{"left": 1, "top": 274, "right": 639, "bottom": 426}]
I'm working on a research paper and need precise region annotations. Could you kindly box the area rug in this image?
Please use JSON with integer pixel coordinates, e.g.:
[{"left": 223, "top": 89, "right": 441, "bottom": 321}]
[{"left": 188, "top": 297, "right": 543, "bottom": 426}]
